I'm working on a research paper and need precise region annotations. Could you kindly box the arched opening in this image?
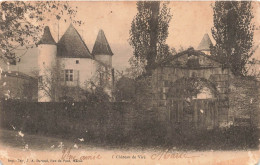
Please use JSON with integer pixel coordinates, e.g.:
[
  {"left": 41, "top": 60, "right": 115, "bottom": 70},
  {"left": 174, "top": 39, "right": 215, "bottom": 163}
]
[{"left": 167, "top": 77, "right": 219, "bottom": 131}]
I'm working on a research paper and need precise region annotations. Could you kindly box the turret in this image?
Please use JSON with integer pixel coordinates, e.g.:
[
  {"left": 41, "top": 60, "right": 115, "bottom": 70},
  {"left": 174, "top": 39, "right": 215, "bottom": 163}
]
[
  {"left": 92, "top": 29, "right": 113, "bottom": 67},
  {"left": 37, "top": 26, "right": 57, "bottom": 102},
  {"left": 197, "top": 33, "right": 213, "bottom": 55}
]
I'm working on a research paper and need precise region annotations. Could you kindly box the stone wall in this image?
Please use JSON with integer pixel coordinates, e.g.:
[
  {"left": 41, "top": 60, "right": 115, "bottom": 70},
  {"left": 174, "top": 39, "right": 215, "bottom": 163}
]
[
  {"left": 149, "top": 49, "right": 234, "bottom": 128},
  {"left": 0, "top": 101, "right": 136, "bottom": 141},
  {"left": 0, "top": 72, "right": 37, "bottom": 101},
  {"left": 151, "top": 66, "right": 232, "bottom": 125},
  {"left": 229, "top": 77, "right": 259, "bottom": 127}
]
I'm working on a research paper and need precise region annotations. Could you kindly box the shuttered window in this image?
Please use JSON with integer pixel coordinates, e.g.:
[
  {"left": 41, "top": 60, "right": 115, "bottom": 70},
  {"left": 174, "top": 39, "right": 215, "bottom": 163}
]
[{"left": 73, "top": 70, "right": 79, "bottom": 85}]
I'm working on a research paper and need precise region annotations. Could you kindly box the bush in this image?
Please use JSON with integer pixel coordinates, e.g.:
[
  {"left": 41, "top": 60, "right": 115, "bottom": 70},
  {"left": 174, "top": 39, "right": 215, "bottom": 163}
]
[{"left": 1, "top": 99, "right": 258, "bottom": 150}]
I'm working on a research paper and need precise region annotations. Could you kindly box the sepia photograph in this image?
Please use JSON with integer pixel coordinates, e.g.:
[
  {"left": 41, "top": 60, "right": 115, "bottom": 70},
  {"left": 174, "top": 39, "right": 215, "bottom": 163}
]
[{"left": 0, "top": 1, "right": 259, "bottom": 164}]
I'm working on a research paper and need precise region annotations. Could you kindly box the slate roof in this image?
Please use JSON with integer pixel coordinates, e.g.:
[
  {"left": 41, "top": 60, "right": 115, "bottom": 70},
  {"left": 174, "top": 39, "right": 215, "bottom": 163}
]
[
  {"left": 57, "top": 24, "right": 92, "bottom": 58},
  {"left": 197, "top": 33, "right": 213, "bottom": 51},
  {"left": 92, "top": 29, "right": 113, "bottom": 56},
  {"left": 38, "top": 26, "right": 56, "bottom": 45}
]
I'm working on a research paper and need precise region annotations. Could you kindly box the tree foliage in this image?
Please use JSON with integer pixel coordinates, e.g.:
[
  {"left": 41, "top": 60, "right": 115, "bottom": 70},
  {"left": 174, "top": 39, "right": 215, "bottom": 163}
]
[
  {"left": 129, "top": 2, "right": 172, "bottom": 73},
  {"left": 114, "top": 76, "right": 135, "bottom": 102},
  {"left": 0, "top": 1, "right": 80, "bottom": 61},
  {"left": 211, "top": 1, "right": 254, "bottom": 76},
  {"left": 125, "top": 56, "right": 146, "bottom": 79},
  {"left": 36, "top": 63, "right": 63, "bottom": 101}
]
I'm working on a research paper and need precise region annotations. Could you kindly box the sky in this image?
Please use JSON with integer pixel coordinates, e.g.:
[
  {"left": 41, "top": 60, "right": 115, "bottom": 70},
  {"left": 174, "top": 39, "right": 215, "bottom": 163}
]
[
  {"left": 14, "top": 1, "right": 260, "bottom": 74},
  {"left": 50, "top": 1, "right": 216, "bottom": 71}
]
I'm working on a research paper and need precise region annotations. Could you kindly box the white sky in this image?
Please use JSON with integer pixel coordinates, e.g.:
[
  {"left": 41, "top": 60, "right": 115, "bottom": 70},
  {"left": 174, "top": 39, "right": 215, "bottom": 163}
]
[{"left": 17, "top": 1, "right": 260, "bottom": 73}]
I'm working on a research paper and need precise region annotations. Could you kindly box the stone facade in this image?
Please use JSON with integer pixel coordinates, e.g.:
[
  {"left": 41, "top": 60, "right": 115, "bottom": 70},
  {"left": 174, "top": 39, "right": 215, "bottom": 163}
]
[
  {"left": 150, "top": 48, "right": 233, "bottom": 129},
  {"left": 229, "top": 77, "right": 259, "bottom": 127}
]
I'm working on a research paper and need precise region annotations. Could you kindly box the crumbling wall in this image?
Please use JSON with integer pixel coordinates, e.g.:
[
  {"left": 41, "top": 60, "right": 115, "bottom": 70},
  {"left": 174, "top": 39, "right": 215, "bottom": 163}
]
[{"left": 229, "top": 76, "right": 259, "bottom": 127}]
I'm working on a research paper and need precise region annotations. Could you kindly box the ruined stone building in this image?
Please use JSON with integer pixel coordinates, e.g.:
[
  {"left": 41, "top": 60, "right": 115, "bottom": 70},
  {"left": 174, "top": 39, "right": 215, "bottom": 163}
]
[{"left": 148, "top": 34, "right": 259, "bottom": 130}]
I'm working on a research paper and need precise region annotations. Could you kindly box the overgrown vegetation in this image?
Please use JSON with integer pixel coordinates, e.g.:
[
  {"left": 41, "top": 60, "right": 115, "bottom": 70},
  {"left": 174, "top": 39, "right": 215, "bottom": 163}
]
[
  {"left": 129, "top": 1, "right": 172, "bottom": 74},
  {"left": 0, "top": 1, "right": 80, "bottom": 61},
  {"left": 1, "top": 100, "right": 258, "bottom": 150},
  {"left": 211, "top": 1, "right": 255, "bottom": 76}
]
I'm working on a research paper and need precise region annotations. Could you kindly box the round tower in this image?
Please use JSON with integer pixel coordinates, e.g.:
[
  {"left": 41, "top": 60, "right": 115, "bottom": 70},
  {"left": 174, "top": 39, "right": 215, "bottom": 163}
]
[
  {"left": 37, "top": 26, "right": 57, "bottom": 102},
  {"left": 92, "top": 29, "right": 113, "bottom": 67}
]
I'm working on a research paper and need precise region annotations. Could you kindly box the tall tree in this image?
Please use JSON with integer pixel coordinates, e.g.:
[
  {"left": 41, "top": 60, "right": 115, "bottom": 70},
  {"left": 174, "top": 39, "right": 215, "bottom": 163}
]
[
  {"left": 211, "top": 1, "right": 254, "bottom": 76},
  {"left": 0, "top": 1, "right": 80, "bottom": 61},
  {"left": 129, "top": 2, "right": 172, "bottom": 74}
]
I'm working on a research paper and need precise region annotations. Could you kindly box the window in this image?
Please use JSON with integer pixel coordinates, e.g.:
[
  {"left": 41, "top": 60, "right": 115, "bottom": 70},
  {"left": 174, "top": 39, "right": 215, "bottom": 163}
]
[
  {"left": 61, "top": 70, "right": 79, "bottom": 85},
  {"left": 76, "top": 60, "right": 79, "bottom": 64},
  {"left": 65, "top": 69, "right": 73, "bottom": 81}
]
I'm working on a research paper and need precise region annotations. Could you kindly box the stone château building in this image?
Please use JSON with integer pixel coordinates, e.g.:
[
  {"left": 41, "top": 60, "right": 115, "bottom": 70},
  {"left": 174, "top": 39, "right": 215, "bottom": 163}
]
[{"left": 38, "top": 24, "right": 114, "bottom": 102}]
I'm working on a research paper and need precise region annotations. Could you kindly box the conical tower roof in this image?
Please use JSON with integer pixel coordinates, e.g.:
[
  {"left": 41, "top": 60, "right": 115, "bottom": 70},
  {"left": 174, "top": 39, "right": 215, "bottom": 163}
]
[
  {"left": 92, "top": 29, "right": 113, "bottom": 56},
  {"left": 197, "top": 33, "right": 213, "bottom": 51},
  {"left": 38, "top": 26, "right": 56, "bottom": 45},
  {"left": 57, "top": 24, "right": 92, "bottom": 58}
]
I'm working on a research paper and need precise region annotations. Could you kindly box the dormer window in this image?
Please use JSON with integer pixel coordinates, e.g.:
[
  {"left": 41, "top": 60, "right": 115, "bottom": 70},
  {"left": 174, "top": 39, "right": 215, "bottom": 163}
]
[{"left": 76, "top": 60, "right": 79, "bottom": 64}]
